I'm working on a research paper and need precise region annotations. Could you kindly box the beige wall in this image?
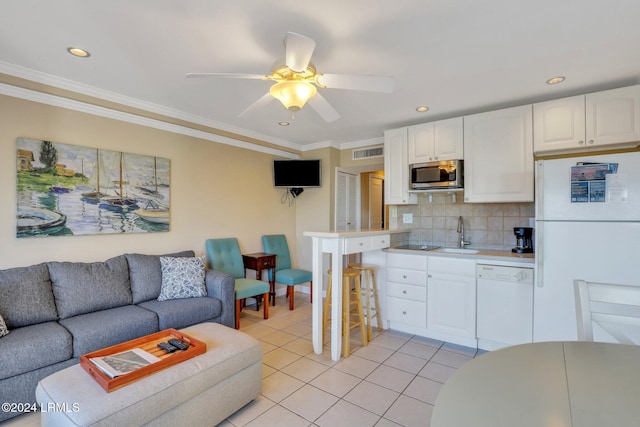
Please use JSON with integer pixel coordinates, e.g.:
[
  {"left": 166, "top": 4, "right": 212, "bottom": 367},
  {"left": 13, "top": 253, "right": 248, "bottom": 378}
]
[
  {"left": 0, "top": 94, "right": 299, "bottom": 269},
  {"left": 293, "top": 147, "right": 337, "bottom": 271}
]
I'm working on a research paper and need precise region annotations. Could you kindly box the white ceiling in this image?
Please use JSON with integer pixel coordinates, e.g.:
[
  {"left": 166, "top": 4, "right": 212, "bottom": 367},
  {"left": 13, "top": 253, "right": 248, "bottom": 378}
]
[{"left": 1, "top": 0, "right": 639, "bottom": 151}]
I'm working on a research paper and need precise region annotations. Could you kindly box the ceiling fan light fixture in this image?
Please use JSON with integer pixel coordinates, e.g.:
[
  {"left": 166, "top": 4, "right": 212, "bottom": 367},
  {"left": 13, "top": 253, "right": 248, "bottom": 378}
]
[{"left": 270, "top": 80, "right": 317, "bottom": 111}]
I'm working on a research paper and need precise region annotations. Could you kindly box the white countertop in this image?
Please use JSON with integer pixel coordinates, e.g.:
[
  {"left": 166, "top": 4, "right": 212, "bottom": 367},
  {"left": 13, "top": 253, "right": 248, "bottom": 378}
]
[
  {"left": 385, "top": 246, "right": 535, "bottom": 264},
  {"left": 303, "top": 229, "right": 405, "bottom": 238}
]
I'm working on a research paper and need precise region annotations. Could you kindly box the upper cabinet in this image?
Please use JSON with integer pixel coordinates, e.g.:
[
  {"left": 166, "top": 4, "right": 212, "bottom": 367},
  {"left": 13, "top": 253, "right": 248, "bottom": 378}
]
[
  {"left": 464, "top": 105, "right": 534, "bottom": 203},
  {"left": 384, "top": 127, "right": 417, "bottom": 205},
  {"left": 408, "top": 117, "right": 464, "bottom": 164},
  {"left": 534, "top": 85, "right": 640, "bottom": 154}
]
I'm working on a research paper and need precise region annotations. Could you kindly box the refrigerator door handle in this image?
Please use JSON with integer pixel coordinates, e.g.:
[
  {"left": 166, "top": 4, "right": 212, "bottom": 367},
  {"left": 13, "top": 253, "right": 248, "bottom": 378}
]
[
  {"left": 535, "top": 161, "right": 544, "bottom": 220},
  {"left": 535, "top": 160, "right": 544, "bottom": 288},
  {"left": 536, "top": 223, "right": 544, "bottom": 288}
]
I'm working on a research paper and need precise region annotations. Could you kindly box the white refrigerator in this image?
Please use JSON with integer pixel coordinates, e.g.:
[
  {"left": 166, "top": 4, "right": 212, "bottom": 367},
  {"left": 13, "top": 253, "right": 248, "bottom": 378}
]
[{"left": 534, "top": 152, "right": 640, "bottom": 342}]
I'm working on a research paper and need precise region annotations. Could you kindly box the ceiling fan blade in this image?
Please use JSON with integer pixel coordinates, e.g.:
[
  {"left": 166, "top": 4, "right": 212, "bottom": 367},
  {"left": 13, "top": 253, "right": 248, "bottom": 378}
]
[
  {"left": 238, "top": 92, "right": 274, "bottom": 118},
  {"left": 307, "top": 93, "right": 340, "bottom": 123},
  {"left": 186, "top": 73, "right": 268, "bottom": 80},
  {"left": 317, "top": 74, "right": 394, "bottom": 93},
  {"left": 284, "top": 32, "right": 316, "bottom": 73}
]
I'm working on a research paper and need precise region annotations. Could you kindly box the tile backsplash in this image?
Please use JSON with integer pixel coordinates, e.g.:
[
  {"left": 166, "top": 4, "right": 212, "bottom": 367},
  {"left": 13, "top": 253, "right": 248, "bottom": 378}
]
[{"left": 393, "top": 192, "right": 535, "bottom": 251}]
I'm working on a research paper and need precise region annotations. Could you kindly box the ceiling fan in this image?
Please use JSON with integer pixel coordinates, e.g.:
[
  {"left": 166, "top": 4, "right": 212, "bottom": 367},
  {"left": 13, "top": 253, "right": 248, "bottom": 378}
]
[{"left": 186, "top": 32, "right": 394, "bottom": 122}]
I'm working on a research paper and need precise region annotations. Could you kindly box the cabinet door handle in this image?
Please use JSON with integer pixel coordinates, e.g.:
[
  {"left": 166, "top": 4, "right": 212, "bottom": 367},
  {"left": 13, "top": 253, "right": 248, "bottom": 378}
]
[
  {"left": 402, "top": 290, "right": 407, "bottom": 294},
  {"left": 588, "top": 139, "right": 594, "bottom": 145},
  {"left": 402, "top": 311, "right": 407, "bottom": 315},
  {"left": 578, "top": 140, "right": 584, "bottom": 145},
  {"left": 402, "top": 275, "right": 407, "bottom": 279}
]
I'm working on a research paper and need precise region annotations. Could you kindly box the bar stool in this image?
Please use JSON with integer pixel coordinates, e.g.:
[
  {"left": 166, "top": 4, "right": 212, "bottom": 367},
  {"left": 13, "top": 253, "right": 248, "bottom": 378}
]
[
  {"left": 323, "top": 268, "right": 368, "bottom": 357},
  {"left": 348, "top": 263, "right": 383, "bottom": 341}
]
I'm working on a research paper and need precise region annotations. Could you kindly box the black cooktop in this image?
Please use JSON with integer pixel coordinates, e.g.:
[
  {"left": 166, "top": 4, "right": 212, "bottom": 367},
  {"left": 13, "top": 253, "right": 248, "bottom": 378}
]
[{"left": 393, "top": 244, "right": 441, "bottom": 251}]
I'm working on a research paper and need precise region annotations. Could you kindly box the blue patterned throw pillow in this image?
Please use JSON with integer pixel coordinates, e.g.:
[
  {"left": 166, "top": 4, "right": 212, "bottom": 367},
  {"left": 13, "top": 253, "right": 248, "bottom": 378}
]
[
  {"left": 158, "top": 256, "right": 207, "bottom": 301},
  {"left": 0, "top": 314, "right": 8, "bottom": 337}
]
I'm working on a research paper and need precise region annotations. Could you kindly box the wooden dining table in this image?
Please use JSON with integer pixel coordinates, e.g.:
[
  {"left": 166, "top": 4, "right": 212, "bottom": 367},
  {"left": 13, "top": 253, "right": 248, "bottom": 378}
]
[{"left": 431, "top": 341, "right": 640, "bottom": 427}]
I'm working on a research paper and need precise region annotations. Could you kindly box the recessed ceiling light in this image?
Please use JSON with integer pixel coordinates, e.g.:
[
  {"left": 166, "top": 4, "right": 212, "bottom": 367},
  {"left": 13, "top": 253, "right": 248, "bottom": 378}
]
[
  {"left": 546, "top": 76, "right": 565, "bottom": 85},
  {"left": 416, "top": 106, "right": 429, "bottom": 112},
  {"left": 67, "top": 47, "right": 90, "bottom": 58},
  {"left": 278, "top": 121, "right": 290, "bottom": 126}
]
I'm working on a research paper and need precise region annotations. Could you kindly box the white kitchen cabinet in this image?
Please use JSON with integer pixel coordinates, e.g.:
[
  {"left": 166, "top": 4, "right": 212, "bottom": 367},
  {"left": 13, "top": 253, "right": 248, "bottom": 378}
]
[
  {"left": 427, "top": 256, "right": 476, "bottom": 344},
  {"left": 343, "top": 234, "right": 390, "bottom": 254},
  {"left": 533, "top": 85, "right": 640, "bottom": 154},
  {"left": 384, "top": 127, "right": 417, "bottom": 205},
  {"left": 463, "top": 105, "right": 534, "bottom": 203},
  {"left": 408, "top": 117, "right": 464, "bottom": 164},
  {"left": 386, "top": 253, "right": 427, "bottom": 329}
]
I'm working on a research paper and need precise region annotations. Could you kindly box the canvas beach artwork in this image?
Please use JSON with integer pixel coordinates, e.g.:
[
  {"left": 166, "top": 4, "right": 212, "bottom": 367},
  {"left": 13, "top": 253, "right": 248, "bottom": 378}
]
[{"left": 16, "top": 137, "right": 170, "bottom": 238}]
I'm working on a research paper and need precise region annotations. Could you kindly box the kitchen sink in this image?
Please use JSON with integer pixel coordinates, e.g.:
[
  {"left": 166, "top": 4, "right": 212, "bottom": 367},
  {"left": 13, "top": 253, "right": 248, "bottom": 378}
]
[{"left": 439, "top": 248, "right": 479, "bottom": 255}]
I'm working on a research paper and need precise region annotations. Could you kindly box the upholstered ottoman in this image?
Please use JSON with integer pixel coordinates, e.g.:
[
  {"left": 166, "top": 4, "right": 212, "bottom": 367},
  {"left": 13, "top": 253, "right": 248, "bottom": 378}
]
[{"left": 35, "top": 323, "right": 261, "bottom": 427}]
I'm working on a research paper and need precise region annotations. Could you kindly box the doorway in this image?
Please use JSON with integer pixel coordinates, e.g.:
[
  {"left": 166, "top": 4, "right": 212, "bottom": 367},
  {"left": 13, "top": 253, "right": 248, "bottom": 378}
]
[
  {"left": 335, "top": 166, "right": 384, "bottom": 231},
  {"left": 368, "top": 173, "right": 384, "bottom": 229}
]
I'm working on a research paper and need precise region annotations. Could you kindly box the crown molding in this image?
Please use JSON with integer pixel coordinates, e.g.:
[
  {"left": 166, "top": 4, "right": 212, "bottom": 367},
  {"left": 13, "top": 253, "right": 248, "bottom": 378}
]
[
  {"left": 0, "top": 83, "right": 299, "bottom": 159},
  {"left": 0, "top": 61, "right": 303, "bottom": 152}
]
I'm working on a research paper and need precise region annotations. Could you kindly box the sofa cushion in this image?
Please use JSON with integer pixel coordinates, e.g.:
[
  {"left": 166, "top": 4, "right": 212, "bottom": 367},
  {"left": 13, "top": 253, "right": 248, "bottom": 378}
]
[
  {"left": 59, "top": 305, "right": 158, "bottom": 357},
  {"left": 0, "top": 263, "right": 58, "bottom": 328},
  {"left": 138, "top": 297, "right": 222, "bottom": 330},
  {"left": 0, "top": 322, "right": 72, "bottom": 380},
  {"left": 158, "top": 256, "right": 207, "bottom": 301},
  {"left": 48, "top": 255, "right": 132, "bottom": 319},
  {"left": 125, "top": 251, "right": 195, "bottom": 304},
  {"left": 0, "top": 314, "right": 7, "bottom": 337}
]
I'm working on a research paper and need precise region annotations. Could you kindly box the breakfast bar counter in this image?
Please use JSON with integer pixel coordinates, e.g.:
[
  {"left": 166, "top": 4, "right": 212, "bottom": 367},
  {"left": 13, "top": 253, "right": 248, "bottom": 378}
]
[{"left": 303, "top": 229, "right": 402, "bottom": 360}]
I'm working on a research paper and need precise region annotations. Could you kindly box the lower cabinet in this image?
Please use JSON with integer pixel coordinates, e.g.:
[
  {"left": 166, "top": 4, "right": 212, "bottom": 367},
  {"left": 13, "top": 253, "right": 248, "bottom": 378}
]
[
  {"left": 384, "top": 252, "right": 534, "bottom": 349},
  {"left": 426, "top": 257, "right": 477, "bottom": 346},
  {"left": 385, "top": 253, "right": 427, "bottom": 329}
]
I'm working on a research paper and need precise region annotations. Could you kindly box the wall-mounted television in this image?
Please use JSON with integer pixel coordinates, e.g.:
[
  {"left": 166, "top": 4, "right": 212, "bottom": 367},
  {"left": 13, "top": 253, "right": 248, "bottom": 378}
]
[{"left": 273, "top": 159, "right": 322, "bottom": 188}]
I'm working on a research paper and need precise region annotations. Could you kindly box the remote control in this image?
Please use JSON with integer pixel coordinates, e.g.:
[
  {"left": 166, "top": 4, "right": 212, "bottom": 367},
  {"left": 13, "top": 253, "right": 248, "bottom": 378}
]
[
  {"left": 168, "top": 338, "right": 189, "bottom": 351},
  {"left": 157, "top": 341, "right": 178, "bottom": 353}
]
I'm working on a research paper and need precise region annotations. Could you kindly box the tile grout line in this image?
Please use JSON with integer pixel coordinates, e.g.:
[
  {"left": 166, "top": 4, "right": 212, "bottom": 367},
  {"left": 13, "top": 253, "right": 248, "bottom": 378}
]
[{"left": 227, "top": 293, "right": 479, "bottom": 427}]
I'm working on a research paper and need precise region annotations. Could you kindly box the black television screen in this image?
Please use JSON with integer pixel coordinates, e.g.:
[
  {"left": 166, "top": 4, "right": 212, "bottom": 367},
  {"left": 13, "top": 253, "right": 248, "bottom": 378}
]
[{"left": 273, "top": 159, "right": 322, "bottom": 188}]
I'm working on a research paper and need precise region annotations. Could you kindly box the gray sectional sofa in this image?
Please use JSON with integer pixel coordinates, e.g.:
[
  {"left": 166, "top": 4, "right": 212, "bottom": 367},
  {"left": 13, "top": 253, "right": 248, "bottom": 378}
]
[{"left": 0, "top": 250, "right": 235, "bottom": 422}]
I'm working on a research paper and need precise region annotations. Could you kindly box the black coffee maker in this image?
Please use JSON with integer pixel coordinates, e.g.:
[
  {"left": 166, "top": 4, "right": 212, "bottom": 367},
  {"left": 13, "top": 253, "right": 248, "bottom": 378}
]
[{"left": 512, "top": 227, "right": 534, "bottom": 253}]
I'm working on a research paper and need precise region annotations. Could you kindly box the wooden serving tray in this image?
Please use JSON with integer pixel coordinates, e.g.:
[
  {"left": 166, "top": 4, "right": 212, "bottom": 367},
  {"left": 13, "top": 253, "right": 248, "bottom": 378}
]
[{"left": 80, "top": 328, "right": 206, "bottom": 392}]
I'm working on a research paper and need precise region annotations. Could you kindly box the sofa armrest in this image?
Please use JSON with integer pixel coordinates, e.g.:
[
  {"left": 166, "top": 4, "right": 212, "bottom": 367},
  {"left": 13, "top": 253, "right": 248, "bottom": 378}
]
[{"left": 205, "top": 269, "right": 235, "bottom": 328}]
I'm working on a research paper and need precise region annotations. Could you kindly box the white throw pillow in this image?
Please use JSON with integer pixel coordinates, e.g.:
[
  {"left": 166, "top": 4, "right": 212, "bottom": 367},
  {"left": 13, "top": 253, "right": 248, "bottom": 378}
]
[
  {"left": 158, "top": 256, "right": 207, "bottom": 301},
  {"left": 0, "top": 314, "right": 8, "bottom": 338}
]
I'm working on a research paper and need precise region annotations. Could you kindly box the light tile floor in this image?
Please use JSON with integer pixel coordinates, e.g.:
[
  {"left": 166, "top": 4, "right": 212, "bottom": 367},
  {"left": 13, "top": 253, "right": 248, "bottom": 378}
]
[
  {"left": 219, "top": 292, "right": 482, "bottom": 427},
  {"left": 2, "top": 291, "right": 482, "bottom": 427}
]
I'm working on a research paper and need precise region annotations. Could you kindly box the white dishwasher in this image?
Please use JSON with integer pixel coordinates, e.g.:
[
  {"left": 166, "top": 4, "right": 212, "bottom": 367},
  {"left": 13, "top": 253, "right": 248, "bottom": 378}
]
[{"left": 476, "top": 264, "right": 534, "bottom": 351}]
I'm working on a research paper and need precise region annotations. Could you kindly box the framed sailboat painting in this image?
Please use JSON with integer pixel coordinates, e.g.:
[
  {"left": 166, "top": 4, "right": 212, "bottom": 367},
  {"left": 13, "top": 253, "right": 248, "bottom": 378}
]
[{"left": 16, "top": 137, "right": 170, "bottom": 238}]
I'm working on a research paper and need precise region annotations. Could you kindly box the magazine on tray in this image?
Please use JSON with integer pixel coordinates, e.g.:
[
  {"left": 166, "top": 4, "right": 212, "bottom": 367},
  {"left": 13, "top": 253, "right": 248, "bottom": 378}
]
[{"left": 89, "top": 348, "right": 161, "bottom": 378}]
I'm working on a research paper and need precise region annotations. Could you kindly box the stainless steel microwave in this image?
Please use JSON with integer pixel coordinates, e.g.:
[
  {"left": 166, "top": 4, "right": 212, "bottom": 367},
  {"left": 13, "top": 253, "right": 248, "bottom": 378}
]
[{"left": 410, "top": 160, "right": 463, "bottom": 190}]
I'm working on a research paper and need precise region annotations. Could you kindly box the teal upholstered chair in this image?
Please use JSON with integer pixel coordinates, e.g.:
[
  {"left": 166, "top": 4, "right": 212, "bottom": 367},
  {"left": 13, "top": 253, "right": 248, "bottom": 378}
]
[
  {"left": 261, "top": 234, "right": 313, "bottom": 310},
  {"left": 206, "top": 238, "right": 270, "bottom": 329}
]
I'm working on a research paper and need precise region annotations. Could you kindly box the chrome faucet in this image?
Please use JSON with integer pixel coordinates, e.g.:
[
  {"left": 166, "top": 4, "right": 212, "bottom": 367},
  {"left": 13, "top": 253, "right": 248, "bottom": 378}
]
[{"left": 457, "top": 216, "right": 470, "bottom": 248}]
